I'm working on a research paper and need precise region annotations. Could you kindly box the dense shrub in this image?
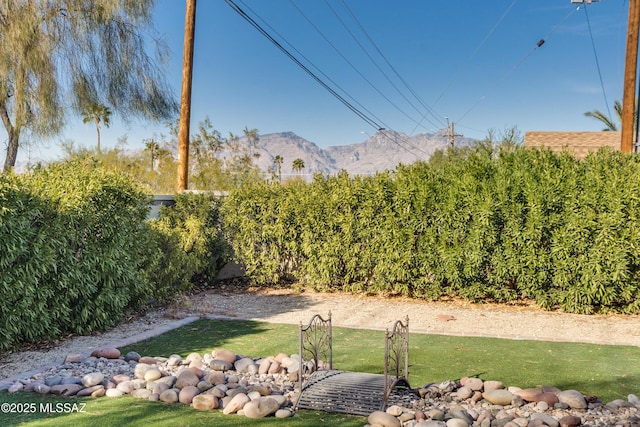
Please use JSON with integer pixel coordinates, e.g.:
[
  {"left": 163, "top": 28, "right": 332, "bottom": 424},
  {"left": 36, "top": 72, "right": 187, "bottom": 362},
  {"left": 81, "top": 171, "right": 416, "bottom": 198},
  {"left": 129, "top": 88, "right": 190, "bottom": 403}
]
[
  {"left": 150, "top": 192, "right": 231, "bottom": 291},
  {"left": 221, "top": 146, "right": 640, "bottom": 314}
]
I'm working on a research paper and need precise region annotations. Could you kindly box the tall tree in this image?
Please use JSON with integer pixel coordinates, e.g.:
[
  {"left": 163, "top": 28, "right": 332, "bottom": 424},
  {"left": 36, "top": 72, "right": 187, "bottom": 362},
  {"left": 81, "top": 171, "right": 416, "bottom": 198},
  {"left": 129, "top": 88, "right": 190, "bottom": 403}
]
[
  {"left": 81, "top": 103, "right": 111, "bottom": 153},
  {"left": 292, "top": 158, "right": 305, "bottom": 176},
  {"left": 274, "top": 155, "right": 284, "bottom": 182},
  {"left": 0, "top": 0, "right": 178, "bottom": 173}
]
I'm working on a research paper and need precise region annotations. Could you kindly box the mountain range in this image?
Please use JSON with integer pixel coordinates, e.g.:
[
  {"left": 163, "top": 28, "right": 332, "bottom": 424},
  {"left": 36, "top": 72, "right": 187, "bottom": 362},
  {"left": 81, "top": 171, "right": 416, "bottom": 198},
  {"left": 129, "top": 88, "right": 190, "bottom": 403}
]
[
  {"left": 13, "top": 129, "right": 477, "bottom": 177},
  {"left": 248, "top": 129, "right": 476, "bottom": 178}
]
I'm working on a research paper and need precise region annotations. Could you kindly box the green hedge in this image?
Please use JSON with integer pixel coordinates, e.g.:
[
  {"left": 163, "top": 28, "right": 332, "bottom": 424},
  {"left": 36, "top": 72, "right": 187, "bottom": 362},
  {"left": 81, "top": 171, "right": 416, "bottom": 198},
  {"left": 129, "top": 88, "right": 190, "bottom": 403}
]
[
  {"left": 0, "top": 159, "right": 229, "bottom": 350},
  {"left": 221, "top": 145, "right": 640, "bottom": 314}
]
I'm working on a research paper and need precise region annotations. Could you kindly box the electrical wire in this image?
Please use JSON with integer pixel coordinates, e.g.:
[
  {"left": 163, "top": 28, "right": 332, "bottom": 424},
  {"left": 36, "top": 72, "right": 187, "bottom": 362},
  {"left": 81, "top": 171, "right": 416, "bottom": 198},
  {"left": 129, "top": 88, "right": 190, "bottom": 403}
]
[
  {"left": 288, "top": 0, "right": 429, "bottom": 132},
  {"left": 432, "top": 0, "right": 519, "bottom": 110},
  {"left": 224, "top": 0, "right": 383, "bottom": 131},
  {"left": 235, "top": 0, "right": 388, "bottom": 129},
  {"left": 584, "top": 3, "right": 613, "bottom": 124},
  {"left": 323, "top": 0, "right": 441, "bottom": 131},
  {"left": 457, "top": 5, "right": 579, "bottom": 124},
  {"left": 338, "top": 0, "right": 447, "bottom": 131}
]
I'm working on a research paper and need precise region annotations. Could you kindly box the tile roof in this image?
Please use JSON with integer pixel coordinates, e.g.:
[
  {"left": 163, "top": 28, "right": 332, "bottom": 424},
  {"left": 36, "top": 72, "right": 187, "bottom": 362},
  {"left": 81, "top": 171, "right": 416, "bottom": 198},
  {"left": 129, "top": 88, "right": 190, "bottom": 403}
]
[{"left": 524, "top": 131, "right": 621, "bottom": 159}]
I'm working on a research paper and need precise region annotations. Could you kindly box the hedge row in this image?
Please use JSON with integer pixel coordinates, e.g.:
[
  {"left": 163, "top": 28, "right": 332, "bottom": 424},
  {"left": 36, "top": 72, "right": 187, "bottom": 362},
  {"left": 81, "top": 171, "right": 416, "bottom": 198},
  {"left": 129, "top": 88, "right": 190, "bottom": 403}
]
[
  {"left": 221, "top": 145, "right": 640, "bottom": 314},
  {"left": 0, "top": 158, "right": 228, "bottom": 350}
]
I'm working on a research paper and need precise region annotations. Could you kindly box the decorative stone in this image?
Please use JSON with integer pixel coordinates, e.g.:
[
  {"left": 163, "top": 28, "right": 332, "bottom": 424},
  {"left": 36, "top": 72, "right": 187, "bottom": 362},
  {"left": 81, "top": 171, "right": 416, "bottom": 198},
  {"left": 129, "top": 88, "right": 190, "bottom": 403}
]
[
  {"left": 223, "top": 392, "right": 250, "bottom": 414},
  {"left": 464, "top": 377, "right": 484, "bottom": 391},
  {"left": 558, "top": 415, "right": 582, "bottom": 427},
  {"left": 179, "top": 385, "right": 200, "bottom": 404},
  {"left": 105, "top": 389, "right": 124, "bottom": 398},
  {"left": 213, "top": 349, "right": 236, "bottom": 364},
  {"left": 111, "top": 374, "right": 131, "bottom": 384},
  {"left": 192, "top": 393, "right": 218, "bottom": 410},
  {"left": 64, "top": 353, "right": 85, "bottom": 363},
  {"left": 210, "top": 360, "right": 233, "bottom": 371},
  {"left": 368, "top": 410, "right": 401, "bottom": 427},
  {"left": 206, "top": 371, "right": 226, "bottom": 385},
  {"left": 124, "top": 351, "right": 141, "bottom": 362},
  {"left": 275, "top": 408, "right": 293, "bottom": 418},
  {"left": 386, "top": 405, "right": 403, "bottom": 416},
  {"left": 138, "top": 356, "right": 158, "bottom": 364},
  {"left": 144, "top": 368, "right": 162, "bottom": 381},
  {"left": 82, "top": 372, "right": 104, "bottom": 387},
  {"left": 131, "top": 388, "right": 152, "bottom": 399},
  {"left": 7, "top": 382, "right": 24, "bottom": 393},
  {"left": 483, "top": 380, "right": 504, "bottom": 391},
  {"left": 557, "top": 390, "right": 588, "bottom": 409},
  {"left": 91, "top": 347, "right": 121, "bottom": 359},
  {"left": 50, "top": 384, "right": 83, "bottom": 396},
  {"left": 446, "top": 418, "right": 470, "bottom": 427},
  {"left": 483, "top": 389, "right": 514, "bottom": 406},
  {"left": 134, "top": 363, "right": 151, "bottom": 379},
  {"left": 175, "top": 369, "right": 200, "bottom": 388},
  {"left": 243, "top": 397, "right": 280, "bottom": 418},
  {"left": 77, "top": 385, "right": 104, "bottom": 397},
  {"left": 159, "top": 389, "right": 179, "bottom": 403}
]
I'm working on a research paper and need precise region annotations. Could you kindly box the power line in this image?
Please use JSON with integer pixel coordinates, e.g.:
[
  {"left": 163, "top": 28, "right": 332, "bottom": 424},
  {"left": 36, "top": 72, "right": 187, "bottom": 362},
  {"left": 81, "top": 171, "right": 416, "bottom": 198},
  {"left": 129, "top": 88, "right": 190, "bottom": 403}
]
[
  {"left": 583, "top": 3, "right": 613, "bottom": 123},
  {"left": 457, "top": 5, "right": 579, "bottom": 124},
  {"left": 288, "top": 0, "right": 428, "bottom": 132},
  {"left": 338, "top": 0, "right": 447, "bottom": 131},
  {"left": 323, "top": 0, "right": 441, "bottom": 131},
  {"left": 224, "top": 0, "right": 383, "bottom": 131},
  {"left": 235, "top": 0, "right": 388, "bottom": 129}
]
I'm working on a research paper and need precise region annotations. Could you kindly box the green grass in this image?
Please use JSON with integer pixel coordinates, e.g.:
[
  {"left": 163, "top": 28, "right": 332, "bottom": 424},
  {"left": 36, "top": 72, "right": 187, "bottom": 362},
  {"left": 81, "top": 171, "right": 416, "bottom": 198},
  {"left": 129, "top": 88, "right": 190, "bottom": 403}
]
[{"left": 2, "top": 319, "right": 639, "bottom": 426}]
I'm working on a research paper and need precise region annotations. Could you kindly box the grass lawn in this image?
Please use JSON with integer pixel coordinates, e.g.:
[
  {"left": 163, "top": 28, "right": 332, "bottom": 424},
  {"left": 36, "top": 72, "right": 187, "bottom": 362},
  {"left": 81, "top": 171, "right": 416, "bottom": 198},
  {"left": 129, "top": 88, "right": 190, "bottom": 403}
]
[{"left": 1, "top": 319, "right": 639, "bottom": 426}]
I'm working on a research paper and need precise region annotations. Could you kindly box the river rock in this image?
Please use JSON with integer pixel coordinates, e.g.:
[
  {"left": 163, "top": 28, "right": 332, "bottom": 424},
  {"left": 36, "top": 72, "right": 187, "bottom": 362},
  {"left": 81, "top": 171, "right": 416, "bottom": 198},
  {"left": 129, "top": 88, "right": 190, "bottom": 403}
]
[
  {"left": 77, "top": 385, "right": 104, "bottom": 397},
  {"left": 368, "top": 410, "right": 402, "bottom": 427},
  {"left": 223, "top": 392, "right": 250, "bottom": 414},
  {"left": 557, "top": 390, "right": 587, "bottom": 409},
  {"left": 105, "top": 389, "right": 124, "bottom": 398},
  {"left": 111, "top": 374, "right": 131, "bottom": 384},
  {"left": 159, "top": 389, "right": 179, "bottom": 403},
  {"left": 50, "top": 383, "right": 83, "bottom": 396},
  {"left": 483, "top": 380, "right": 504, "bottom": 391},
  {"left": 192, "top": 393, "right": 218, "bottom": 410},
  {"left": 464, "top": 377, "right": 483, "bottom": 391},
  {"left": 243, "top": 397, "right": 280, "bottom": 418},
  {"left": 179, "top": 385, "right": 200, "bottom": 404},
  {"left": 82, "top": 372, "right": 104, "bottom": 387},
  {"left": 116, "top": 380, "right": 134, "bottom": 394},
  {"left": 138, "top": 356, "right": 158, "bottom": 364},
  {"left": 275, "top": 408, "right": 293, "bottom": 418},
  {"left": 446, "top": 418, "right": 470, "bottom": 427},
  {"left": 144, "top": 368, "right": 162, "bottom": 381},
  {"left": 210, "top": 360, "right": 233, "bottom": 371},
  {"left": 175, "top": 369, "right": 200, "bottom": 388},
  {"left": 124, "top": 351, "right": 141, "bottom": 362},
  {"left": 213, "top": 349, "right": 236, "bottom": 364},
  {"left": 558, "top": 415, "right": 581, "bottom": 427},
  {"left": 64, "top": 353, "right": 84, "bottom": 363},
  {"left": 234, "top": 357, "right": 256, "bottom": 373},
  {"left": 131, "top": 388, "right": 151, "bottom": 399},
  {"left": 483, "top": 389, "right": 514, "bottom": 406},
  {"left": 8, "top": 382, "right": 24, "bottom": 393},
  {"left": 91, "top": 347, "right": 120, "bottom": 359}
]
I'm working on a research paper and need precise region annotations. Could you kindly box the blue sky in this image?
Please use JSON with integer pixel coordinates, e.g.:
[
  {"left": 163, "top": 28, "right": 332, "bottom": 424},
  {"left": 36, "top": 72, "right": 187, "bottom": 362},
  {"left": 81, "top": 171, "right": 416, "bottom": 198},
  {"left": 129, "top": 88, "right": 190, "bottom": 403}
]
[{"left": 25, "top": 0, "right": 632, "bottom": 162}]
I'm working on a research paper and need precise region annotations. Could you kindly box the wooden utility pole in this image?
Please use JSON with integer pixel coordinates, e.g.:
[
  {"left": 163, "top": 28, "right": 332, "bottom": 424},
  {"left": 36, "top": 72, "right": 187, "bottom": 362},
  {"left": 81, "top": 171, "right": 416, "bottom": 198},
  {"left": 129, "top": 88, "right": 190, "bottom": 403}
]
[
  {"left": 176, "top": 0, "right": 197, "bottom": 192},
  {"left": 445, "top": 120, "right": 462, "bottom": 149},
  {"left": 621, "top": 0, "right": 639, "bottom": 153}
]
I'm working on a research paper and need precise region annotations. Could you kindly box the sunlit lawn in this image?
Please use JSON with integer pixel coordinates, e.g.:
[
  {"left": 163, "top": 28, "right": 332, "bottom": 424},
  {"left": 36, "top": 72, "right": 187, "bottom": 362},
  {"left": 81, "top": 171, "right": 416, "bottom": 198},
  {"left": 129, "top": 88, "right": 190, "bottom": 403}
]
[{"left": 1, "top": 319, "right": 639, "bottom": 426}]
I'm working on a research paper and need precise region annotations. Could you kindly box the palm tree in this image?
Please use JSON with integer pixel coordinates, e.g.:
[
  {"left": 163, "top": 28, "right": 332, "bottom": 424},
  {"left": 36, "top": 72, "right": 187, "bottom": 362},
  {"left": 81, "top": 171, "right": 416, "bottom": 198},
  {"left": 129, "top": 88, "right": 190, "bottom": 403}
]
[
  {"left": 274, "top": 155, "right": 284, "bottom": 182},
  {"left": 584, "top": 100, "right": 628, "bottom": 132},
  {"left": 292, "top": 158, "right": 305, "bottom": 176},
  {"left": 81, "top": 103, "right": 112, "bottom": 153}
]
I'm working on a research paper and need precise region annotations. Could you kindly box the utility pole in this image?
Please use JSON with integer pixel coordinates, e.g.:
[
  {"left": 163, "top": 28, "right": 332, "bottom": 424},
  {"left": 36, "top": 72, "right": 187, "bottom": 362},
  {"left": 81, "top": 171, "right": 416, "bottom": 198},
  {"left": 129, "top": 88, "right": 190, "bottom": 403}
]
[
  {"left": 176, "top": 0, "right": 197, "bottom": 192},
  {"left": 444, "top": 118, "right": 462, "bottom": 149},
  {"left": 622, "top": 0, "right": 639, "bottom": 153}
]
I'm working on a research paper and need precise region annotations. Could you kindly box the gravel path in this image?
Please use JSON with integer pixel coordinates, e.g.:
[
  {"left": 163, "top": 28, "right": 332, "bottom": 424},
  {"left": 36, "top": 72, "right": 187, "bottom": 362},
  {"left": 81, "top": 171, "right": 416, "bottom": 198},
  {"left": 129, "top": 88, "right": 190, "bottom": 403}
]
[{"left": 1, "top": 285, "right": 638, "bottom": 385}]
